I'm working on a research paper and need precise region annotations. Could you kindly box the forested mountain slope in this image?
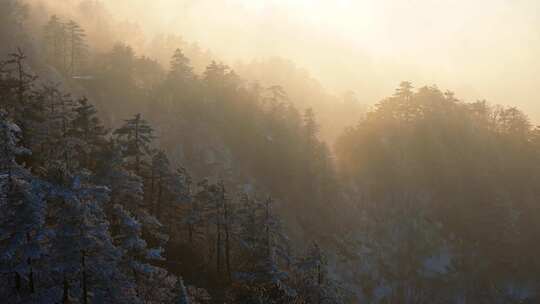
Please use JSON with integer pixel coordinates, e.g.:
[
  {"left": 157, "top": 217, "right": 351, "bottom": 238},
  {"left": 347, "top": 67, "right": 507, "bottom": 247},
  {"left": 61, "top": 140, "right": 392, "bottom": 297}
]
[
  {"left": 1, "top": 1, "right": 346, "bottom": 303},
  {"left": 2, "top": 1, "right": 540, "bottom": 303}
]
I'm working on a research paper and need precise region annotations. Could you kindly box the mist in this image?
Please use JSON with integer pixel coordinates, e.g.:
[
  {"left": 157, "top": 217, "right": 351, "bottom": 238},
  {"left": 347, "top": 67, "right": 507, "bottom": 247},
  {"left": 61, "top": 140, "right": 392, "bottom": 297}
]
[
  {"left": 79, "top": 0, "right": 540, "bottom": 121},
  {"left": 3, "top": 0, "right": 540, "bottom": 302}
]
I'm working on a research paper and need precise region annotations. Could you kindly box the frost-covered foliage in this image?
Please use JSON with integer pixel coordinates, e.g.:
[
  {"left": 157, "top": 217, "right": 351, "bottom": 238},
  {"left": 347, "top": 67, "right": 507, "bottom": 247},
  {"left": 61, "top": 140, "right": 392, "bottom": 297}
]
[
  {"left": 0, "top": 111, "right": 47, "bottom": 302},
  {"left": 334, "top": 82, "right": 540, "bottom": 302},
  {"left": 0, "top": 51, "right": 181, "bottom": 303},
  {"left": 0, "top": 8, "right": 352, "bottom": 302},
  {"left": 47, "top": 175, "right": 127, "bottom": 303},
  {"left": 230, "top": 195, "right": 298, "bottom": 301},
  {"left": 68, "top": 97, "right": 108, "bottom": 170},
  {"left": 95, "top": 141, "right": 144, "bottom": 212},
  {"left": 345, "top": 207, "right": 450, "bottom": 303},
  {"left": 292, "top": 243, "right": 347, "bottom": 304},
  {"left": 10, "top": 3, "right": 540, "bottom": 302},
  {"left": 175, "top": 277, "right": 191, "bottom": 304}
]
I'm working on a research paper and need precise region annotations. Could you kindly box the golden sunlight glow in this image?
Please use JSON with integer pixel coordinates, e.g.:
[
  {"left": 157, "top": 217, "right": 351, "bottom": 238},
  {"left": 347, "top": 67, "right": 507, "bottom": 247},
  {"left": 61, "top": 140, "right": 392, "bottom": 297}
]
[{"left": 66, "top": 0, "right": 540, "bottom": 120}]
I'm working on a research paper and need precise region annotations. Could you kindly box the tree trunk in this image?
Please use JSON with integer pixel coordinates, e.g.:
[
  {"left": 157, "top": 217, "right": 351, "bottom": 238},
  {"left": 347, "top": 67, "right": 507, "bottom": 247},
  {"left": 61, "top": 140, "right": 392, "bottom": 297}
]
[
  {"left": 223, "top": 191, "right": 231, "bottom": 282},
  {"left": 84, "top": 127, "right": 90, "bottom": 169},
  {"left": 27, "top": 233, "right": 35, "bottom": 293},
  {"left": 70, "top": 29, "right": 75, "bottom": 77},
  {"left": 156, "top": 173, "right": 163, "bottom": 220},
  {"left": 81, "top": 250, "right": 88, "bottom": 304},
  {"left": 188, "top": 223, "right": 193, "bottom": 244},
  {"left": 317, "top": 264, "right": 322, "bottom": 304},
  {"left": 134, "top": 119, "right": 140, "bottom": 175},
  {"left": 265, "top": 198, "right": 271, "bottom": 258},
  {"left": 61, "top": 99, "right": 69, "bottom": 170},
  {"left": 63, "top": 32, "right": 67, "bottom": 73},
  {"left": 188, "top": 199, "right": 196, "bottom": 244},
  {"left": 216, "top": 209, "right": 221, "bottom": 276},
  {"left": 133, "top": 268, "right": 140, "bottom": 297},
  {"left": 15, "top": 272, "right": 21, "bottom": 293},
  {"left": 15, "top": 50, "right": 27, "bottom": 148},
  {"left": 28, "top": 259, "right": 35, "bottom": 293},
  {"left": 63, "top": 275, "right": 70, "bottom": 304}
]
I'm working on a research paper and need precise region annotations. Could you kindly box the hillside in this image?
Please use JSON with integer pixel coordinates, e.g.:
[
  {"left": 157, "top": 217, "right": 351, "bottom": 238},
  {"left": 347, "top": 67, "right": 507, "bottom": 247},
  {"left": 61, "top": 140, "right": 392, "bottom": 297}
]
[{"left": 2, "top": 1, "right": 540, "bottom": 303}]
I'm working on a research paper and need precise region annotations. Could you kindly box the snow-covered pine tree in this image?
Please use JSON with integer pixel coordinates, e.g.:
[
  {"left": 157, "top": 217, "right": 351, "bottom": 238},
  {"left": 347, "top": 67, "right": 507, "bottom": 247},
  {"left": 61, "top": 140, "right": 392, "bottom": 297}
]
[
  {"left": 112, "top": 204, "right": 150, "bottom": 302},
  {"left": 233, "top": 195, "right": 296, "bottom": 301},
  {"left": 0, "top": 111, "right": 48, "bottom": 301},
  {"left": 0, "top": 110, "right": 29, "bottom": 176},
  {"left": 94, "top": 139, "right": 167, "bottom": 257},
  {"left": 113, "top": 203, "right": 176, "bottom": 303},
  {"left": 94, "top": 139, "right": 144, "bottom": 214},
  {"left": 0, "top": 50, "right": 46, "bottom": 166},
  {"left": 47, "top": 173, "right": 130, "bottom": 303},
  {"left": 91, "top": 140, "right": 171, "bottom": 302},
  {"left": 1, "top": 49, "right": 37, "bottom": 119},
  {"left": 293, "top": 242, "right": 345, "bottom": 304}
]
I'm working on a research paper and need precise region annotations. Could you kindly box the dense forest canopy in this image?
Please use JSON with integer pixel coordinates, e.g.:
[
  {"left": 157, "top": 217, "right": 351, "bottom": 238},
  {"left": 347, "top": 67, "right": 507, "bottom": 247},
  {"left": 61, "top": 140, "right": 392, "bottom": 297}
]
[
  {"left": 45, "top": 0, "right": 540, "bottom": 122},
  {"left": 1, "top": 0, "right": 540, "bottom": 303}
]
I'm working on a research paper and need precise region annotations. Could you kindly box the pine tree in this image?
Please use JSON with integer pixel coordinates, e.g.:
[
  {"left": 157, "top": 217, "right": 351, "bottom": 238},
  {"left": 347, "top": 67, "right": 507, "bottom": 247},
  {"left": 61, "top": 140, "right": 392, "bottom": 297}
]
[
  {"left": 197, "top": 181, "right": 233, "bottom": 281},
  {"left": 68, "top": 97, "right": 108, "bottom": 170},
  {"left": 234, "top": 195, "right": 296, "bottom": 299},
  {"left": 39, "top": 85, "right": 78, "bottom": 172},
  {"left": 48, "top": 174, "right": 128, "bottom": 303},
  {"left": 203, "top": 61, "right": 235, "bottom": 94},
  {"left": 394, "top": 81, "right": 413, "bottom": 100},
  {"left": 178, "top": 169, "right": 199, "bottom": 245},
  {"left": 293, "top": 242, "right": 344, "bottom": 304},
  {"left": 113, "top": 204, "right": 169, "bottom": 303},
  {"left": 149, "top": 150, "right": 170, "bottom": 220},
  {"left": 114, "top": 114, "right": 155, "bottom": 175},
  {"left": 195, "top": 180, "right": 224, "bottom": 276},
  {"left": 43, "top": 15, "right": 65, "bottom": 70},
  {"left": 0, "top": 112, "right": 47, "bottom": 300},
  {"left": 221, "top": 183, "right": 232, "bottom": 282},
  {"left": 0, "top": 110, "right": 29, "bottom": 175},
  {"left": 1, "top": 49, "right": 41, "bottom": 153},
  {"left": 169, "top": 48, "right": 194, "bottom": 82},
  {"left": 203, "top": 61, "right": 228, "bottom": 83},
  {"left": 95, "top": 139, "right": 144, "bottom": 214},
  {"left": 95, "top": 138, "right": 168, "bottom": 247},
  {"left": 0, "top": 176, "right": 49, "bottom": 302},
  {"left": 93, "top": 140, "right": 170, "bottom": 300},
  {"left": 65, "top": 20, "right": 87, "bottom": 77},
  {"left": 43, "top": 15, "right": 71, "bottom": 73},
  {"left": 163, "top": 166, "right": 192, "bottom": 240},
  {"left": 303, "top": 108, "right": 319, "bottom": 143}
]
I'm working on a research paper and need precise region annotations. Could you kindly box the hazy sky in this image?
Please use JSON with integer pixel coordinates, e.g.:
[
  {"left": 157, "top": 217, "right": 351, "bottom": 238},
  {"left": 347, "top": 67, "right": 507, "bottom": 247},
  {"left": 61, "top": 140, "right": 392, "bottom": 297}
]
[{"left": 102, "top": 0, "right": 540, "bottom": 120}]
